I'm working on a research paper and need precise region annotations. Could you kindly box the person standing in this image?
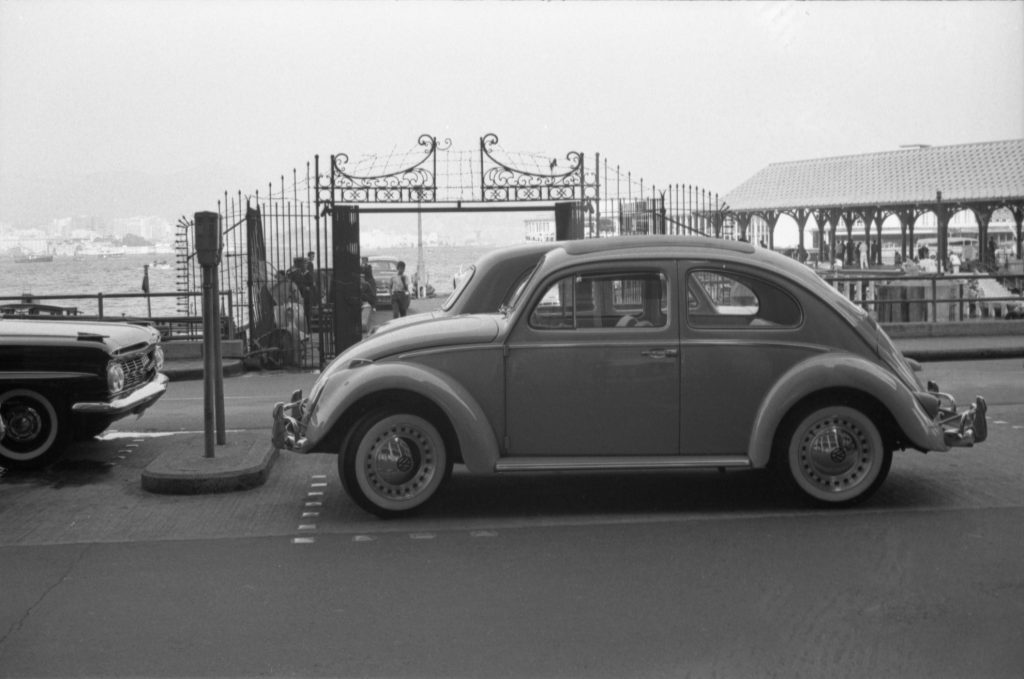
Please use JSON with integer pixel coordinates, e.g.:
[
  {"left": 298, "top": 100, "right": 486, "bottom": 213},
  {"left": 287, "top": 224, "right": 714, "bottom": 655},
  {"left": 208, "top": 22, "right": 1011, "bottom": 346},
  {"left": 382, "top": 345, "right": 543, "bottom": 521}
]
[
  {"left": 949, "top": 251, "right": 961, "bottom": 274},
  {"left": 389, "top": 260, "right": 411, "bottom": 318},
  {"left": 359, "top": 274, "right": 376, "bottom": 333}
]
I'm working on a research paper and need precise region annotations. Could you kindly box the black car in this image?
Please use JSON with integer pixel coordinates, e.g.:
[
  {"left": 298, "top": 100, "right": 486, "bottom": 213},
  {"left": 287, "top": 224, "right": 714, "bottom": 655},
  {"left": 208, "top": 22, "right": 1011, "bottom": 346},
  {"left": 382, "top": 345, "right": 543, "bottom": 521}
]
[{"left": 0, "top": 318, "right": 168, "bottom": 469}]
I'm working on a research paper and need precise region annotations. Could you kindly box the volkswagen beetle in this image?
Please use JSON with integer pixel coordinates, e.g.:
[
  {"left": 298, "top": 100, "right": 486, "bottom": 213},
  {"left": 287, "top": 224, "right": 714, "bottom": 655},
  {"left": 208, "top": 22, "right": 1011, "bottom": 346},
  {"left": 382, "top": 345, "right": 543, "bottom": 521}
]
[
  {"left": 273, "top": 236, "right": 987, "bottom": 517},
  {"left": 1, "top": 318, "right": 168, "bottom": 469}
]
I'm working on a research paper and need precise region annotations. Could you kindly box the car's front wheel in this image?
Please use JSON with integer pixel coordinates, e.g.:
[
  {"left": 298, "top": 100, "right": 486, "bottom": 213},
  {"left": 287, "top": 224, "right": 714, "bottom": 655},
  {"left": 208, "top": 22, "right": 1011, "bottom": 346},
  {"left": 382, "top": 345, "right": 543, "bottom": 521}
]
[
  {"left": 776, "top": 404, "right": 892, "bottom": 506},
  {"left": 0, "top": 388, "right": 68, "bottom": 469},
  {"left": 340, "top": 409, "right": 451, "bottom": 518}
]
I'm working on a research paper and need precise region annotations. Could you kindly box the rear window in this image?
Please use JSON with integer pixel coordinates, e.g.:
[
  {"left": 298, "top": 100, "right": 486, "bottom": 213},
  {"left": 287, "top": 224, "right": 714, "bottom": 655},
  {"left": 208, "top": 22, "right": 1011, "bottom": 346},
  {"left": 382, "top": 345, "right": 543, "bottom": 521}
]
[{"left": 687, "top": 270, "right": 801, "bottom": 328}]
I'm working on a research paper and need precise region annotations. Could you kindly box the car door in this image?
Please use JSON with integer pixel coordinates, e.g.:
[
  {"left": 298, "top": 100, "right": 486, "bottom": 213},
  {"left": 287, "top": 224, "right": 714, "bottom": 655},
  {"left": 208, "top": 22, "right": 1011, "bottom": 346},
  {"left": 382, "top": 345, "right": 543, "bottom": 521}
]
[
  {"left": 679, "top": 261, "right": 811, "bottom": 455},
  {"left": 504, "top": 262, "right": 679, "bottom": 457}
]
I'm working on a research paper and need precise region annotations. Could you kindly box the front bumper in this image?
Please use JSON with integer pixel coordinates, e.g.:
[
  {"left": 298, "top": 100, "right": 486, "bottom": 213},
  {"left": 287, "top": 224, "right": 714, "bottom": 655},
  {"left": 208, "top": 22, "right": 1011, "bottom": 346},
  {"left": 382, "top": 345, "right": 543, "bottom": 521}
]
[
  {"left": 933, "top": 388, "right": 988, "bottom": 448},
  {"left": 71, "top": 373, "right": 169, "bottom": 418},
  {"left": 272, "top": 389, "right": 309, "bottom": 452}
]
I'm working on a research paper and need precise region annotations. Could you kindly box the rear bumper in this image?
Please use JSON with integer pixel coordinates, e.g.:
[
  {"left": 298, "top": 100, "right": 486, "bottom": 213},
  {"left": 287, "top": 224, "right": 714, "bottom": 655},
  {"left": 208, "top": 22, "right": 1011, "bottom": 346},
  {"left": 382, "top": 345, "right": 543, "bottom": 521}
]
[
  {"left": 71, "top": 373, "right": 169, "bottom": 418},
  {"left": 939, "top": 394, "right": 988, "bottom": 448}
]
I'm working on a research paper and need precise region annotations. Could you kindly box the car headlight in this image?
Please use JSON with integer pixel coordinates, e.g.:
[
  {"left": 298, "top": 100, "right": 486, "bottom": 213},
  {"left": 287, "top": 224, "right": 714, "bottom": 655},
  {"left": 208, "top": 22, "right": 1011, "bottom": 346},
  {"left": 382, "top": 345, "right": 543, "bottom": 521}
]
[
  {"left": 153, "top": 345, "right": 165, "bottom": 371},
  {"left": 107, "top": 361, "right": 126, "bottom": 393}
]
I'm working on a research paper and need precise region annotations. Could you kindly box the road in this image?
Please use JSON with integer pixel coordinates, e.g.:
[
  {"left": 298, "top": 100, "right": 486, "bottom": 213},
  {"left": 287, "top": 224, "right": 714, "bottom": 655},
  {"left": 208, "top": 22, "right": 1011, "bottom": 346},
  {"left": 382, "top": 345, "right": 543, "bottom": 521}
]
[{"left": 1, "top": 360, "right": 1022, "bottom": 678}]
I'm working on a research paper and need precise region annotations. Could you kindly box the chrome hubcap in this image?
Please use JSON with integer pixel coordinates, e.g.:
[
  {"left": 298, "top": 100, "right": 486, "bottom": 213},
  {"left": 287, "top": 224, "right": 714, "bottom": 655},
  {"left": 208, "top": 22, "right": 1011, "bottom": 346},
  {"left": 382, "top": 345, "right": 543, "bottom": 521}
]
[
  {"left": 799, "top": 417, "right": 871, "bottom": 491},
  {"left": 6, "top": 406, "right": 43, "bottom": 442},
  {"left": 363, "top": 425, "right": 436, "bottom": 499}
]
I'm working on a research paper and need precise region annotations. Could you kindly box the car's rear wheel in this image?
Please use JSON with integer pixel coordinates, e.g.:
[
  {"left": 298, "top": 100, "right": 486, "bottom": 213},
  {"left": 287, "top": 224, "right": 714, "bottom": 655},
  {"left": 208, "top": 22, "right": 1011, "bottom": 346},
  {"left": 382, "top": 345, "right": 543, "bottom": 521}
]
[
  {"left": 340, "top": 409, "right": 451, "bottom": 518},
  {"left": 0, "top": 388, "right": 68, "bottom": 469},
  {"left": 777, "top": 404, "right": 892, "bottom": 506}
]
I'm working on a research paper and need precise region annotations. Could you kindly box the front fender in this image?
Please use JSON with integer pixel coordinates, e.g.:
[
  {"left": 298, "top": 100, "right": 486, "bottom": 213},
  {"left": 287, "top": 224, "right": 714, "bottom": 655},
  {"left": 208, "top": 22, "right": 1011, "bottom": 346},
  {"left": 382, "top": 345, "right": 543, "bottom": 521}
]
[
  {"left": 747, "top": 352, "right": 944, "bottom": 467},
  {"left": 306, "top": 361, "right": 501, "bottom": 474}
]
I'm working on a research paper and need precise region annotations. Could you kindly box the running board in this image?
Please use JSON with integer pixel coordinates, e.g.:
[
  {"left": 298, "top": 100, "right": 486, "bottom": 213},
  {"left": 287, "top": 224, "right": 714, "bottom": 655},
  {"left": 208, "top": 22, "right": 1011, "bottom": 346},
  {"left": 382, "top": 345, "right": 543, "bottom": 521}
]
[{"left": 494, "top": 455, "right": 752, "bottom": 473}]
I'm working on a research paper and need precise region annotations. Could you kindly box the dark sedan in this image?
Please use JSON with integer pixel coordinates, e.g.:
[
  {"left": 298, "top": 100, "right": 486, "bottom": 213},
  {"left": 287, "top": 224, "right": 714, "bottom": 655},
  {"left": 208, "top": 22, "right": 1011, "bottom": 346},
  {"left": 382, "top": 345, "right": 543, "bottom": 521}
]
[{"left": 0, "top": 318, "right": 168, "bottom": 469}]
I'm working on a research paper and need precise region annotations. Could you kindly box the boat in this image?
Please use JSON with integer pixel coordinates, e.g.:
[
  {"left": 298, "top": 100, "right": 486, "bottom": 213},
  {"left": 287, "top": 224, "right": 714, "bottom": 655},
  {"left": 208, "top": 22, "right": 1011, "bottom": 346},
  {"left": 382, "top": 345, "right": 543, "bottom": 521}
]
[{"left": 14, "top": 254, "right": 54, "bottom": 263}]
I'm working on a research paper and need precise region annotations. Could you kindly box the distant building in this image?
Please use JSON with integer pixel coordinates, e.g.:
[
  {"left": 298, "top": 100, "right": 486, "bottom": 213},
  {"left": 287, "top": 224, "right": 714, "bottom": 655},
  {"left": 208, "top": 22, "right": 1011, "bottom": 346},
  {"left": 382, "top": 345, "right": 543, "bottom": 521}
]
[{"left": 525, "top": 218, "right": 556, "bottom": 241}]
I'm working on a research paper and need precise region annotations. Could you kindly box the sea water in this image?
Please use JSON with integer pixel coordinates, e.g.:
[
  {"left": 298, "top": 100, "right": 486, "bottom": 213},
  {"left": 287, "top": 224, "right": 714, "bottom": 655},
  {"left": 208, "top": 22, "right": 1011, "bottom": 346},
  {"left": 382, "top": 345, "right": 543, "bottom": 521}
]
[{"left": 0, "top": 244, "right": 510, "bottom": 318}]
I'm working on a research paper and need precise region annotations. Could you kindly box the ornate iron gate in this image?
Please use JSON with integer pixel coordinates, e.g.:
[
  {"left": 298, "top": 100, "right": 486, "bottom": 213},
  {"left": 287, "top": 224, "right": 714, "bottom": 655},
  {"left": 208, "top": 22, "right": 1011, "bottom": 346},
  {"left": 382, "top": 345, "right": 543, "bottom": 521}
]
[{"left": 183, "top": 133, "right": 724, "bottom": 369}]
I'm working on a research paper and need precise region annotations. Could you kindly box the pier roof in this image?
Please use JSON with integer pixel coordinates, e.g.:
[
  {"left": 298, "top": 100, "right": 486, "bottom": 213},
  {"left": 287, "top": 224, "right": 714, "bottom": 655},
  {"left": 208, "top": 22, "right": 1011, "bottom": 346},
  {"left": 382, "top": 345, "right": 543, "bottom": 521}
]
[{"left": 724, "top": 139, "right": 1024, "bottom": 211}]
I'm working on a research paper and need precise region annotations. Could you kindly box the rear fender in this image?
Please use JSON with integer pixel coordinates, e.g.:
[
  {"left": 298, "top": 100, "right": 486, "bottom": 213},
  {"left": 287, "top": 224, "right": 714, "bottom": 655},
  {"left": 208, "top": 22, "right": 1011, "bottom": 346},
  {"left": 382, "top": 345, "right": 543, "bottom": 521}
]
[
  {"left": 747, "top": 353, "right": 944, "bottom": 467},
  {"left": 307, "top": 361, "right": 501, "bottom": 474}
]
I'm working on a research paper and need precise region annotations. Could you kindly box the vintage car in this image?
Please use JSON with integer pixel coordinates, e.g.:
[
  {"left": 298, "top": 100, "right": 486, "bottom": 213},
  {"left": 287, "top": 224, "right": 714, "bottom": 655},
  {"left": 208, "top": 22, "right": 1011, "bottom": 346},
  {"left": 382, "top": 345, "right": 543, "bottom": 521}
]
[
  {"left": 273, "top": 235, "right": 987, "bottom": 517},
  {"left": 0, "top": 318, "right": 168, "bottom": 469},
  {"left": 371, "top": 241, "right": 557, "bottom": 336}
]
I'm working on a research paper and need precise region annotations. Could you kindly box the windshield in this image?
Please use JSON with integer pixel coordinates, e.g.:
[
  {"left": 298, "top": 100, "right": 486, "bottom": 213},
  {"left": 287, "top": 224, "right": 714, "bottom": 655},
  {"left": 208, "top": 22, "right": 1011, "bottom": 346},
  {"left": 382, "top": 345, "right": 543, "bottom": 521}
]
[
  {"left": 505, "top": 260, "right": 544, "bottom": 312},
  {"left": 441, "top": 265, "right": 476, "bottom": 312}
]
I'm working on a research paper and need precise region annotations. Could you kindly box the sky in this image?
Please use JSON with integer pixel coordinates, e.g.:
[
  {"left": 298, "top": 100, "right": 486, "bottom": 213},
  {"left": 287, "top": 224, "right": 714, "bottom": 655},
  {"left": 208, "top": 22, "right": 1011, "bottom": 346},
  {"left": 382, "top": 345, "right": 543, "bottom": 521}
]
[{"left": 1, "top": 0, "right": 1022, "bottom": 232}]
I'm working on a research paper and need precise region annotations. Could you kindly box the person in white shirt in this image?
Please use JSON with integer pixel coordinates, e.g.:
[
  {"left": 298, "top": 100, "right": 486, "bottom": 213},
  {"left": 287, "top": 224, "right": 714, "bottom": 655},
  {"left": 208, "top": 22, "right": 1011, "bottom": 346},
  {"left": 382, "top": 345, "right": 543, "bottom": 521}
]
[{"left": 388, "top": 260, "right": 411, "bottom": 318}]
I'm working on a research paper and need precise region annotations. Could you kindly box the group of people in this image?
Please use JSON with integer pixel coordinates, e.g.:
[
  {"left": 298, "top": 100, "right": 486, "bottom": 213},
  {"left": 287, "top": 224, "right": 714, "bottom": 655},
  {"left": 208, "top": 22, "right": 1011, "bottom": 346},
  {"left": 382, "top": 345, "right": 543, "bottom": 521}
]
[{"left": 832, "top": 239, "right": 881, "bottom": 269}]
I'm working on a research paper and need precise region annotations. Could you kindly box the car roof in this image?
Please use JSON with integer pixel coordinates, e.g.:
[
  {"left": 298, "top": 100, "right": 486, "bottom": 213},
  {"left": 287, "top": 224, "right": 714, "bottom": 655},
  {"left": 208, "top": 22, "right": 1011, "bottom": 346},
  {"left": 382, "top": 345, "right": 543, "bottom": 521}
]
[
  {"left": 538, "top": 235, "right": 831, "bottom": 291},
  {"left": 558, "top": 235, "right": 756, "bottom": 257}
]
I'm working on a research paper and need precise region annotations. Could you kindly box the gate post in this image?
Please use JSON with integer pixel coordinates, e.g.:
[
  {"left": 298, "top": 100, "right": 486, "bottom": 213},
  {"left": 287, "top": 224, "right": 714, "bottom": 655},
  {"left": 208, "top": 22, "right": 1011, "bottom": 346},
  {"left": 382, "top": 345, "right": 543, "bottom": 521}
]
[
  {"left": 555, "top": 202, "right": 584, "bottom": 240},
  {"left": 331, "top": 205, "right": 363, "bottom": 354}
]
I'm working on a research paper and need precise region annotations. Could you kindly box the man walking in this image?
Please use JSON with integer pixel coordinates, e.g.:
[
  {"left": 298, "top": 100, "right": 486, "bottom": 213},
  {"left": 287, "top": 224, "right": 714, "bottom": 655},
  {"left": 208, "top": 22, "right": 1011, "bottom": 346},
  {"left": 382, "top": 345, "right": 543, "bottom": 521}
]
[{"left": 389, "top": 260, "right": 411, "bottom": 318}]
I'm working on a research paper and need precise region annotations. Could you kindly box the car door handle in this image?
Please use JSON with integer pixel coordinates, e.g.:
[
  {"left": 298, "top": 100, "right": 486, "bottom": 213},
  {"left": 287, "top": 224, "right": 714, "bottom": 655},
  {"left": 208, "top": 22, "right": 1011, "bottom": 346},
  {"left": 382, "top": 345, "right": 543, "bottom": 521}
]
[{"left": 641, "top": 349, "right": 678, "bottom": 359}]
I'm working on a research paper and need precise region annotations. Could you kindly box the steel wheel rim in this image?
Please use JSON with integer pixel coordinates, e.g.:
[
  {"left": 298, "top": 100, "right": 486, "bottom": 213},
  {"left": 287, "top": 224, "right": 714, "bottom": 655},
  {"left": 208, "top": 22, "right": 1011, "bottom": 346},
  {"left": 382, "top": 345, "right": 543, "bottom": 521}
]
[
  {"left": 795, "top": 412, "right": 876, "bottom": 496},
  {"left": 0, "top": 390, "right": 58, "bottom": 461},
  {"left": 355, "top": 417, "right": 442, "bottom": 509}
]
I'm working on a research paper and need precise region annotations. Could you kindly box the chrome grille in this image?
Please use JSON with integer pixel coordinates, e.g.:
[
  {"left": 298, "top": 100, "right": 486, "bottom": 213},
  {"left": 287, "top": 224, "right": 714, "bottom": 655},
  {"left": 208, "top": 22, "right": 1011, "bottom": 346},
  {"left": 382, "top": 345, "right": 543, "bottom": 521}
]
[{"left": 120, "top": 350, "right": 153, "bottom": 392}]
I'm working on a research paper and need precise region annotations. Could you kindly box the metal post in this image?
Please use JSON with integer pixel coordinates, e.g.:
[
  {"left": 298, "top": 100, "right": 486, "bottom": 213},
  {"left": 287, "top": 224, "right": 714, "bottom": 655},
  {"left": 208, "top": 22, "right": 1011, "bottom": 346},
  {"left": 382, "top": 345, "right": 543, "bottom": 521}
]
[
  {"left": 200, "top": 265, "right": 216, "bottom": 458},
  {"left": 195, "top": 211, "right": 225, "bottom": 457},
  {"left": 212, "top": 267, "right": 225, "bottom": 445}
]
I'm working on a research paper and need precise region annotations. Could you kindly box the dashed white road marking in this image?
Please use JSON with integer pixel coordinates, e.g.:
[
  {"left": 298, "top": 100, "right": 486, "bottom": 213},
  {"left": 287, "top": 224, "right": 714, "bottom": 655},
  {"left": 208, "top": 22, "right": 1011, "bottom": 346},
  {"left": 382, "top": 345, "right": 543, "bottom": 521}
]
[{"left": 471, "top": 530, "right": 498, "bottom": 538}]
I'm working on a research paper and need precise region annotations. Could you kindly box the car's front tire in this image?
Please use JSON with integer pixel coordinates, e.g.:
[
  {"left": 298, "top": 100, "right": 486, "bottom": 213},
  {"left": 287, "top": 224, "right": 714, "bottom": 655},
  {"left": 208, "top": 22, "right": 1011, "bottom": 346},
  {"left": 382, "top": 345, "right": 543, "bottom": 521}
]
[
  {"left": 340, "top": 409, "right": 451, "bottom": 518},
  {"left": 776, "top": 404, "right": 892, "bottom": 506},
  {"left": 0, "top": 388, "right": 69, "bottom": 469}
]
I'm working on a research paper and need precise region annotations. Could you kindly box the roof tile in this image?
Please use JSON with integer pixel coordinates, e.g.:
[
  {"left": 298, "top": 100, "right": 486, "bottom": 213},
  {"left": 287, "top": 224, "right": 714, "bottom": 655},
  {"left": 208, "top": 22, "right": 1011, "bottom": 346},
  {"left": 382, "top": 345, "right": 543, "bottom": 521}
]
[{"left": 725, "top": 139, "right": 1024, "bottom": 210}]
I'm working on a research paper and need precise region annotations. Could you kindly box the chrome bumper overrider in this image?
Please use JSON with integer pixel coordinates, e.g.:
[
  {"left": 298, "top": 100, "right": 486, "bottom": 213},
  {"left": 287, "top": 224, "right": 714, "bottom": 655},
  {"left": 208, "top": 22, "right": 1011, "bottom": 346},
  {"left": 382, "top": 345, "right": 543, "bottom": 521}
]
[
  {"left": 71, "top": 373, "right": 170, "bottom": 416},
  {"left": 272, "top": 389, "right": 308, "bottom": 452},
  {"left": 932, "top": 388, "right": 988, "bottom": 448}
]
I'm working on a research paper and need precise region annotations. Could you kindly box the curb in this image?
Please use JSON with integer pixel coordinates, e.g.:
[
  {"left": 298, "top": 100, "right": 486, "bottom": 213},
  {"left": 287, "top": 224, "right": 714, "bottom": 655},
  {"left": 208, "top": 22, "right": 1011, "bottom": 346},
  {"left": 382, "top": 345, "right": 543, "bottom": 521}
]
[
  {"left": 163, "top": 359, "right": 246, "bottom": 382},
  {"left": 141, "top": 434, "right": 278, "bottom": 495}
]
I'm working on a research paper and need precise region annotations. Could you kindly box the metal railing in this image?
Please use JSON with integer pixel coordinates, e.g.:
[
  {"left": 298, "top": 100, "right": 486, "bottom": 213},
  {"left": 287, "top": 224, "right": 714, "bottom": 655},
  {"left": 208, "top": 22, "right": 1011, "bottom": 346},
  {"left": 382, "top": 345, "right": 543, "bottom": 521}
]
[
  {"left": 0, "top": 291, "right": 236, "bottom": 340},
  {"left": 821, "top": 271, "right": 1024, "bottom": 322}
]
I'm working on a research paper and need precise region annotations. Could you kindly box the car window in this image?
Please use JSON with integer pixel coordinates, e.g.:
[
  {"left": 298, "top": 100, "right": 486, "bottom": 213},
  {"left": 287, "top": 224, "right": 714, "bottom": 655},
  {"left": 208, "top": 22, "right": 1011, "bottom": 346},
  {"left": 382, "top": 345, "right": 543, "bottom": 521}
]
[
  {"left": 441, "top": 265, "right": 476, "bottom": 312},
  {"left": 529, "top": 271, "right": 669, "bottom": 330},
  {"left": 687, "top": 270, "right": 801, "bottom": 328}
]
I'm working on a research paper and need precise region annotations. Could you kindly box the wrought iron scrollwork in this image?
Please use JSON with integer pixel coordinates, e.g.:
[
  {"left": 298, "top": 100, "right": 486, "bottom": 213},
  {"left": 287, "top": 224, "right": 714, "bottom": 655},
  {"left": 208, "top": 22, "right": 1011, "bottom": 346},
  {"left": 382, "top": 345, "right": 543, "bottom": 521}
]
[
  {"left": 479, "top": 133, "right": 588, "bottom": 202},
  {"left": 324, "top": 134, "right": 447, "bottom": 204}
]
